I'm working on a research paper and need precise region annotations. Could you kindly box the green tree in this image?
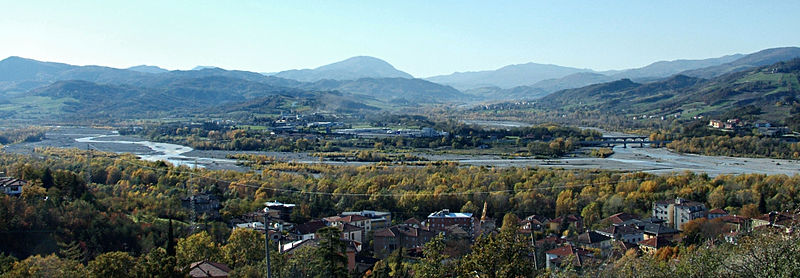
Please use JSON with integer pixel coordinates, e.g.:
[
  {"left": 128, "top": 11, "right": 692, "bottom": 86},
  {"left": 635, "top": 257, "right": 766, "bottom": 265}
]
[
  {"left": 176, "top": 231, "right": 222, "bottom": 267},
  {"left": 135, "top": 247, "right": 182, "bottom": 278},
  {"left": 313, "top": 227, "right": 348, "bottom": 278},
  {"left": 413, "top": 235, "right": 450, "bottom": 278},
  {"left": 222, "top": 228, "right": 265, "bottom": 269},
  {"left": 4, "top": 254, "right": 87, "bottom": 278},
  {"left": 87, "top": 251, "right": 137, "bottom": 278}
]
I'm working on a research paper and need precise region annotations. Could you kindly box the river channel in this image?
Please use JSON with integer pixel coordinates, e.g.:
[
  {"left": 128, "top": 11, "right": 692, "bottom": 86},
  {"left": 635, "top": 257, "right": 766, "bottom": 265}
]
[{"left": 3, "top": 126, "right": 799, "bottom": 176}]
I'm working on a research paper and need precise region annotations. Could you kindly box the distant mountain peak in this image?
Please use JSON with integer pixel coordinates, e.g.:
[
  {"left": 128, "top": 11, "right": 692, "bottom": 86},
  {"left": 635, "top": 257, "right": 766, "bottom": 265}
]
[
  {"left": 274, "top": 56, "right": 413, "bottom": 82},
  {"left": 192, "top": 66, "right": 221, "bottom": 71},
  {"left": 127, "top": 65, "right": 168, "bottom": 74}
]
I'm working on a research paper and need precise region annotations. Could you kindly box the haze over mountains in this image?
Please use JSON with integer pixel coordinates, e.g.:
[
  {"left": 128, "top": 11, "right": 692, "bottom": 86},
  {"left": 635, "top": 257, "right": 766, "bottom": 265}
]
[{"left": 1, "top": 46, "right": 799, "bottom": 121}]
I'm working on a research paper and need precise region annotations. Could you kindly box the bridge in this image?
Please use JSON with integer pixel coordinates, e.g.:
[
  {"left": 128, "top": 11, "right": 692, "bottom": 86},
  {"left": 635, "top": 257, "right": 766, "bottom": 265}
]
[{"left": 579, "top": 136, "right": 670, "bottom": 147}]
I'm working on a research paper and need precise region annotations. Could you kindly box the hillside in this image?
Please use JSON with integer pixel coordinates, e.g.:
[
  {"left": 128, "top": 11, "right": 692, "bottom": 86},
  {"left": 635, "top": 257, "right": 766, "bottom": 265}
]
[
  {"left": 540, "top": 59, "right": 800, "bottom": 122},
  {"left": 463, "top": 85, "right": 549, "bottom": 101},
  {"left": 274, "top": 56, "right": 413, "bottom": 82},
  {"left": 304, "top": 77, "right": 468, "bottom": 104},
  {"left": 681, "top": 47, "right": 800, "bottom": 78},
  {"left": 425, "top": 62, "right": 591, "bottom": 90}
]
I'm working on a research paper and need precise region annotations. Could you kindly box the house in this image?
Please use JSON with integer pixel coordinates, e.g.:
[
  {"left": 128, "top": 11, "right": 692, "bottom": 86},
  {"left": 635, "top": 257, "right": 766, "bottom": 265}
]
[
  {"left": 717, "top": 215, "right": 751, "bottom": 233},
  {"left": 340, "top": 210, "right": 392, "bottom": 230},
  {"left": 638, "top": 237, "right": 672, "bottom": 254},
  {"left": 601, "top": 212, "right": 639, "bottom": 225},
  {"left": 187, "top": 261, "right": 231, "bottom": 278},
  {"left": 544, "top": 244, "right": 595, "bottom": 270},
  {"left": 597, "top": 224, "right": 644, "bottom": 244},
  {"left": 571, "top": 231, "right": 612, "bottom": 251},
  {"left": 708, "top": 120, "right": 724, "bottom": 129},
  {"left": 547, "top": 215, "right": 583, "bottom": 232},
  {"left": 324, "top": 215, "right": 372, "bottom": 241},
  {"left": 752, "top": 211, "right": 798, "bottom": 232},
  {"left": 521, "top": 215, "right": 549, "bottom": 231},
  {"left": 373, "top": 224, "right": 436, "bottom": 258},
  {"left": 340, "top": 223, "right": 364, "bottom": 243},
  {"left": 427, "top": 209, "right": 476, "bottom": 236},
  {"left": 264, "top": 201, "right": 296, "bottom": 221},
  {"left": 642, "top": 223, "right": 679, "bottom": 240},
  {"left": 292, "top": 220, "right": 327, "bottom": 240},
  {"left": 707, "top": 208, "right": 728, "bottom": 220},
  {"left": 652, "top": 198, "right": 707, "bottom": 231},
  {"left": 0, "top": 177, "right": 25, "bottom": 196}
]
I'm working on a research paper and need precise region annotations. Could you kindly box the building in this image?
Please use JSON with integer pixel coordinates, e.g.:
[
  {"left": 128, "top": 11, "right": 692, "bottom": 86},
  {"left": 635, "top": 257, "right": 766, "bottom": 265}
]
[
  {"left": 638, "top": 237, "right": 672, "bottom": 254},
  {"left": 264, "top": 201, "right": 296, "bottom": 221},
  {"left": 652, "top": 198, "right": 707, "bottom": 231},
  {"left": 0, "top": 177, "right": 25, "bottom": 196},
  {"left": 292, "top": 220, "right": 327, "bottom": 240},
  {"left": 601, "top": 212, "right": 639, "bottom": 225},
  {"left": 427, "top": 209, "right": 476, "bottom": 236},
  {"left": 340, "top": 210, "right": 392, "bottom": 230},
  {"left": 521, "top": 215, "right": 549, "bottom": 231},
  {"left": 340, "top": 223, "right": 364, "bottom": 243},
  {"left": 597, "top": 224, "right": 644, "bottom": 244},
  {"left": 373, "top": 224, "right": 436, "bottom": 258},
  {"left": 571, "top": 231, "right": 612, "bottom": 251},
  {"left": 547, "top": 215, "right": 583, "bottom": 232},
  {"left": 707, "top": 208, "right": 729, "bottom": 220},
  {"left": 187, "top": 261, "right": 231, "bottom": 278},
  {"left": 324, "top": 215, "right": 372, "bottom": 241},
  {"left": 545, "top": 244, "right": 595, "bottom": 270},
  {"left": 752, "top": 211, "right": 798, "bottom": 232}
]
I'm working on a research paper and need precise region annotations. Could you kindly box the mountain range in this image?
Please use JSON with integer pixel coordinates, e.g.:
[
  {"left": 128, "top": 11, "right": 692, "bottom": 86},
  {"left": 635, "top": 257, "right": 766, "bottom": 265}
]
[
  {"left": 1, "top": 46, "right": 800, "bottom": 122},
  {"left": 538, "top": 58, "right": 800, "bottom": 122}
]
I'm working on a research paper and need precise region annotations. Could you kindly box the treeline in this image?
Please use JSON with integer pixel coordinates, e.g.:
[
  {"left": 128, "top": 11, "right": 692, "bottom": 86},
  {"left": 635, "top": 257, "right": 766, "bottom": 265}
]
[
  {"left": 667, "top": 135, "right": 800, "bottom": 159},
  {"left": 128, "top": 120, "right": 599, "bottom": 156},
  {"left": 0, "top": 127, "right": 47, "bottom": 145}
]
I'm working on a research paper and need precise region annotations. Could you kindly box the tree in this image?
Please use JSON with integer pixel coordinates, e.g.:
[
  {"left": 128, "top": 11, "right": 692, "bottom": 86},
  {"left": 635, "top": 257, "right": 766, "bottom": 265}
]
[
  {"left": 87, "top": 251, "right": 137, "bottom": 278},
  {"left": 555, "top": 190, "right": 576, "bottom": 217},
  {"left": 581, "top": 201, "right": 602, "bottom": 228},
  {"left": 313, "top": 227, "right": 348, "bottom": 278},
  {"left": 135, "top": 247, "right": 183, "bottom": 278},
  {"left": 0, "top": 252, "right": 18, "bottom": 275},
  {"left": 5, "top": 254, "right": 87, "bottom": 278},
  {"left": 413, "top": 235, "right": 450, "bottom": 278},
  {"left": 222, "top": 228, "right": 264, "bottom": 269},
  {"left": 176, "top": 231, "right": 222, "bottom": 267}
]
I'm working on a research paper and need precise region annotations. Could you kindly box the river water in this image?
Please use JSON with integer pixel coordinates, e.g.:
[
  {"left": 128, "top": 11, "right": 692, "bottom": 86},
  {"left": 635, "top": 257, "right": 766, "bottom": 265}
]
[{"left": 3, "top": 126, "right": 799, "bottom": 176}]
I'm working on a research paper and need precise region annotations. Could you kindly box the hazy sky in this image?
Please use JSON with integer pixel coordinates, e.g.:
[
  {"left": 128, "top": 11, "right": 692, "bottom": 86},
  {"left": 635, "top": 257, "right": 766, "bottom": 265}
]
[{"left": 2, "top": 1, "right": 799, "bottom": 77}]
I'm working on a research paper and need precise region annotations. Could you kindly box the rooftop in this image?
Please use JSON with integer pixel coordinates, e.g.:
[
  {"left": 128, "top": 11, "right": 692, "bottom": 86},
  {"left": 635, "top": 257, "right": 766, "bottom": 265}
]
[{"left": 428, "top": 209, "right": 473, "bottom": 219}]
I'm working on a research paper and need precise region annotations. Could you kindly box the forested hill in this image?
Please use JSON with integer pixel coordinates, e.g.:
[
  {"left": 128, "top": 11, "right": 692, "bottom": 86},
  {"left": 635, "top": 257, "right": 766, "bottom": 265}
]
[{"left": 539, "top": 58, "right": 800, "bottom": 122}]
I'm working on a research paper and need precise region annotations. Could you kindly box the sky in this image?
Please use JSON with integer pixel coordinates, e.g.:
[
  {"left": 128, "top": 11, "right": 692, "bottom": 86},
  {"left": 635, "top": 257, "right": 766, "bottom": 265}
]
[{"left": 1, "top": 1, "right": 799, "bottom": 77}]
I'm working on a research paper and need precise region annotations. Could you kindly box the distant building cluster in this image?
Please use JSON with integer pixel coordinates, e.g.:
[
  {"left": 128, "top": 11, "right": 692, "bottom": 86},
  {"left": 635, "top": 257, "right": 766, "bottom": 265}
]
[
  {"left": 335, "top": 127, "right": 448, "bottom": 138},
  {"left": 708, "top": 118, "right": 791, "bottom": 136}
]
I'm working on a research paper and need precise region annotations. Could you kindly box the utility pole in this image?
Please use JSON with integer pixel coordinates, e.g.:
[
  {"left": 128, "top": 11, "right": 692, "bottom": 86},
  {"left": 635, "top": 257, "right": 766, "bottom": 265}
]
[
  {"left": 264, "top": 209, "right": 272, "bottom": 278},
  {"left": 531, "top": 229, "right": 538, "bottom": 271}
]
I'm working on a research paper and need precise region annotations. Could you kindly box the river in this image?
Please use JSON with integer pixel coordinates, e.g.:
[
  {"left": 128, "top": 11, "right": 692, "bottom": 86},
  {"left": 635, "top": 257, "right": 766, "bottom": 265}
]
[{"left": 3, "top": 126, "right": 799, "bottom": 176}]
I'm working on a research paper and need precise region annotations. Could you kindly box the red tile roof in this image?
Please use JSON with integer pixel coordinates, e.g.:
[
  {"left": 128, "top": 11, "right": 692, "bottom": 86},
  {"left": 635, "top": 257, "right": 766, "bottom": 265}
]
[
  {"left": 603, "top": 213, "right": 638, "bottom": 224},
  {"left": 188, "top": 261, "right": 231, "bottom": 278},
  {"left": 638, "top": 237, "right": 671, "bottom": 248},
  {"left": 708, "top": 208, "right": 728, "bottom": 215}
]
